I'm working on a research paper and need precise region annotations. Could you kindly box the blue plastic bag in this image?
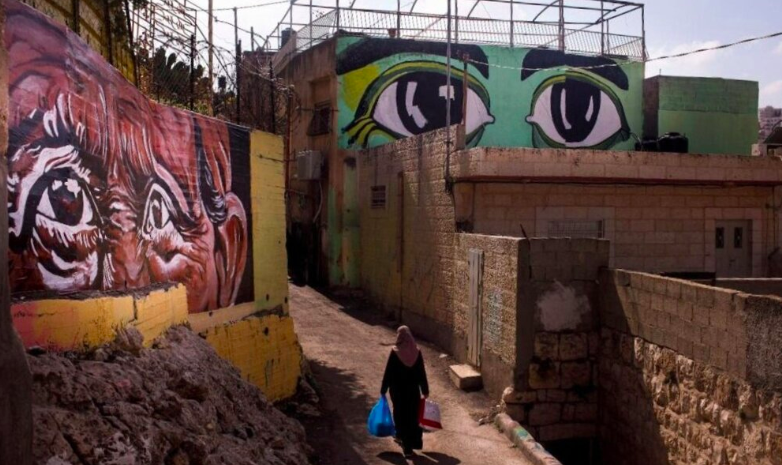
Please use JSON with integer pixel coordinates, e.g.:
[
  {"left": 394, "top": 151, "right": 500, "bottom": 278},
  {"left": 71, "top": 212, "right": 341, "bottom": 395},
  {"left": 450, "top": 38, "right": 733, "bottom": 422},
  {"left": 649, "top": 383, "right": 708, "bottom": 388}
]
[{"left": 367, "top": 395, "right": 396, "bottom": 437}]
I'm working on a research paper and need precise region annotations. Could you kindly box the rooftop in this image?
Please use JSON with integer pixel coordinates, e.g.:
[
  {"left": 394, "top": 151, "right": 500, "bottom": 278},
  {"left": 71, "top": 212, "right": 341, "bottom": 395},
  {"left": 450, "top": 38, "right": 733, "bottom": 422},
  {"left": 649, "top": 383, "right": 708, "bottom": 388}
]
[{"left": 264, "top": 0, "right": 647, "bottom": 66}]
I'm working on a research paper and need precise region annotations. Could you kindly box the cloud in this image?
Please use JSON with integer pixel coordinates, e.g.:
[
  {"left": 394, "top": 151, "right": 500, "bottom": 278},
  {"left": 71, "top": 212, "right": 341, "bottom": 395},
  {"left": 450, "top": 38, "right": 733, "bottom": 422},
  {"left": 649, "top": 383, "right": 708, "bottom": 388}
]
[
  {"left": 761, "top": 80, "right": 782, "bottom": 104},
  {"left": 775, "top": 41, "right": 782, "bottom": 55},
  {"left": 647, "top": 40, "right": 724, "bottom": 78}
]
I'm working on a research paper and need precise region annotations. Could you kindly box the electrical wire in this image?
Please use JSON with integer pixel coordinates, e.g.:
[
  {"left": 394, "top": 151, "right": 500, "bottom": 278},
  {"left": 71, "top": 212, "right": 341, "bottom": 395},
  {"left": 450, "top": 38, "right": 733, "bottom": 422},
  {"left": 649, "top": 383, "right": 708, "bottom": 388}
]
[
  {"left": 213, "top": 0, "right": 291, "bottom": 11},
  {"left": 461, "top": 30, "right": 782, "bottom": 73}
]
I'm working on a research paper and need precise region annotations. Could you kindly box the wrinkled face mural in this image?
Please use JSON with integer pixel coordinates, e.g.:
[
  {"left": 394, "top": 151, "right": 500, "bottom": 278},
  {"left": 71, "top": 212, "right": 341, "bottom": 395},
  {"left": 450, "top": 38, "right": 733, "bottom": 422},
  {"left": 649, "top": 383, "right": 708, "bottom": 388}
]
[
  {"left": 337, "top": 37, "right": 643, "bottom": 150},
  {"left": 5, "top": 2, "right": 254, "bottom": 313}
]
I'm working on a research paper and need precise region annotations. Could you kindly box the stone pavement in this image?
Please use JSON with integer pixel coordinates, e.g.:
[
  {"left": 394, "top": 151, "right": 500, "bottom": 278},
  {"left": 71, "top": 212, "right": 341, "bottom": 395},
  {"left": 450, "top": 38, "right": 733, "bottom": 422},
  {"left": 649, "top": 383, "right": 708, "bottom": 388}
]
[{"left": 290, "top": 284, "right": 534, "bottom": 465}]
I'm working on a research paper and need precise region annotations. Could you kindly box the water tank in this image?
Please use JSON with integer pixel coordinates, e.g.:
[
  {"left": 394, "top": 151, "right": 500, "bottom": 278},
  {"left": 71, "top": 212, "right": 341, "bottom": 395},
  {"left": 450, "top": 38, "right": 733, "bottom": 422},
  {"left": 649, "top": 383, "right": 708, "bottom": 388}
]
[
  {"left": 658, "top": 132, "right": 689, "bottom": 153},
  {"left": 281, "top": 28, "right": 294, "bottom": 47}
]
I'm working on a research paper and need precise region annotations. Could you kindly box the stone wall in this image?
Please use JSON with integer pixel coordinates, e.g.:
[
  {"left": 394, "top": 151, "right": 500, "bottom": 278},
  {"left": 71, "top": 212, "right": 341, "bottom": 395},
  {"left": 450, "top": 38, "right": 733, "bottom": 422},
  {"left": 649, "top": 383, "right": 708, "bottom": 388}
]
[
  {"left": 599, "top": 270, "right": 782, "bottom": 465},
  {"left": 503, "top": 239, "right": 609, "bottom": 444},
  {"left": 453, "top": 234, "right": 522, "bottom": 397}
]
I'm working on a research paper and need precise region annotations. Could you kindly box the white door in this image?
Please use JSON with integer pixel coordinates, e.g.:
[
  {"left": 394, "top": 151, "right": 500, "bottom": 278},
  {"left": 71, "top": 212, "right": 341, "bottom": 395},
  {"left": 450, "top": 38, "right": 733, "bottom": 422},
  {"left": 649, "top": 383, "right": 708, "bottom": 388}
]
[{"left": 715, "top": 220, "right": 752, "bottom": 277}]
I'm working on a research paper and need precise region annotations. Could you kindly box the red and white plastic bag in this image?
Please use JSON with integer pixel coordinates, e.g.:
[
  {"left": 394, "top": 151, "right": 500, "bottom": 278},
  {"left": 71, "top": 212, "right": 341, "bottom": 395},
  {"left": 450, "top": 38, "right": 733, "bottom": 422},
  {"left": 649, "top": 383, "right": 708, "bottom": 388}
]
[{"left": 418, "top": 398, "right": 442, "bottom": 430}]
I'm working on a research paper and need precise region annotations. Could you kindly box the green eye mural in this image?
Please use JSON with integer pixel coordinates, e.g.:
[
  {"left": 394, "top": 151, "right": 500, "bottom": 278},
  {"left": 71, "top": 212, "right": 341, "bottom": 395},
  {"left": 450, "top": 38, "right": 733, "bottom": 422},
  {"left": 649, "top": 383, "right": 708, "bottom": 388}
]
[
  {"left": 337, "top": 37, "right": 644, "bottom": 151},
  {"left": 344, "top": 61, "right": 495, "bottom": 148},
  {"left": 527, "top": 71, "right": 630, "bottom": 149}
]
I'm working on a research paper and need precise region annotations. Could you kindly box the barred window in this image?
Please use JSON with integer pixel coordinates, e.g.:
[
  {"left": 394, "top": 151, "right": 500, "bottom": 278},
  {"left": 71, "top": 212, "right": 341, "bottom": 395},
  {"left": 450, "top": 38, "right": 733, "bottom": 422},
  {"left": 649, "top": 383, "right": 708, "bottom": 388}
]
[{"left": 371, "top": 186, "right": 387, "bottom": 209}]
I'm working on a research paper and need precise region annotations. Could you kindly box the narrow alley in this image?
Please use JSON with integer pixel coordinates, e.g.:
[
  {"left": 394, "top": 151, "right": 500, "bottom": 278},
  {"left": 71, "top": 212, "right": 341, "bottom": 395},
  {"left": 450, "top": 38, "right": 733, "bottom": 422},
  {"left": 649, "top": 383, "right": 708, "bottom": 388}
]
[{"left": 290, "top": 284, "right": 533, "bottom": 465}]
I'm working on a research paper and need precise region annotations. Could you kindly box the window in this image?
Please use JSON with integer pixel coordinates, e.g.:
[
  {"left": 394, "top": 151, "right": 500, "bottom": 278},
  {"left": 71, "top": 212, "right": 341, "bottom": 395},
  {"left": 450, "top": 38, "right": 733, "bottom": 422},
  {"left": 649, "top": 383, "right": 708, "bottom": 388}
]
[
  {"left": 371, "top": 186, "right": 387, "bottom": 209},
  {"left": 548, "top": 220, "right": 605, "bottom": 239},
  {"left": 734, "top": 227, "right": 744, "bottom": 249},
  {"left": 716, "top": 227, "right": 725, "bottom": 249},
  {"left": 307, "top": 102, "right": 331, "bottom": 136}
]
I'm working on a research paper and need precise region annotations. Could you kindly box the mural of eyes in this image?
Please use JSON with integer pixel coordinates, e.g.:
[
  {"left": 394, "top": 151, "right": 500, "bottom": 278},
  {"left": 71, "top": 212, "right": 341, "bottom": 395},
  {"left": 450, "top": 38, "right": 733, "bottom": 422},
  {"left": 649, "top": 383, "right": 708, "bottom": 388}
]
[
  {"left": 31, "top": 169, "right": 102, "bottom": 291},
  {"left": 141, "top": 183, "right": 188, "bottom": 266},
  {"left": 344, "top": 62, "right": 494, "bottom": 148},
  {"left": 526, "top": 71, "right": 630, "bottom": 150}
]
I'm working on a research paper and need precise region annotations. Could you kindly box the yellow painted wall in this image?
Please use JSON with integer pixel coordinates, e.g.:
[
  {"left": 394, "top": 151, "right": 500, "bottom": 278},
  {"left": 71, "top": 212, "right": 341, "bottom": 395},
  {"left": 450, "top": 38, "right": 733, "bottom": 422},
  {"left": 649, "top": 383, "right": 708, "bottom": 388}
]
[
  {"left": 202, "top": 314, "right": 302, "bottom": 401},
  {"left": 11, "top": 285, "right": 187, "bottom": 350},
  {"left": 9, "top": 129, "right": 302, "bottom": 400}
]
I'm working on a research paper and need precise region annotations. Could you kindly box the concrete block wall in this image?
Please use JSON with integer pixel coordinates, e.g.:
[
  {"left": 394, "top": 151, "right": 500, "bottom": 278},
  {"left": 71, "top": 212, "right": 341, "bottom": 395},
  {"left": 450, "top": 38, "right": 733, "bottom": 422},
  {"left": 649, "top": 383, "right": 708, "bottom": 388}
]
[
  {"left": 468, "top": 183, "right": 775, "bottom": 276},
  {"left": 599, "top": 270, "right": 782, "bottom": 465},
  {"left": 504, "top": 238, "right": 609, "bottom": 443},
  {"left": 358, "top": 127, "right": 460, "bottom": 350}
]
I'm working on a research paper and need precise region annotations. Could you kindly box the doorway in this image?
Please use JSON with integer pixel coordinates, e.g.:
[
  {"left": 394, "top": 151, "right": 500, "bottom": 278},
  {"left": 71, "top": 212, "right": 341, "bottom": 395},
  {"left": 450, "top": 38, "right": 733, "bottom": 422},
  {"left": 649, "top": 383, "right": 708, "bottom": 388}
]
[{"left": 715, "top": 220, "right": 752, "bottom": 277}]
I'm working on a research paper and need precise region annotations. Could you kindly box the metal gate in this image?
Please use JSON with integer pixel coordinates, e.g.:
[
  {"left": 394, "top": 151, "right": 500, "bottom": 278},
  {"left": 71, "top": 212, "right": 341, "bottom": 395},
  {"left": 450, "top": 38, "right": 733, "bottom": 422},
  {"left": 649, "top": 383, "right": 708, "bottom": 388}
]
[{"left": 467, "top": 249, "right": 484, "bottom": 367}]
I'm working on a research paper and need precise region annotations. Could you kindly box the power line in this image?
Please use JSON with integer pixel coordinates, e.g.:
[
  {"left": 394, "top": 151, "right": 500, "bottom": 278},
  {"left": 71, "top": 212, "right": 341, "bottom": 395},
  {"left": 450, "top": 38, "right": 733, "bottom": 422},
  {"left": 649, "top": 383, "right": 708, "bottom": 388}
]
[
  {"left": 462, "top": 29, "right": 782, "bottom": 73},
  {"left": 213, "top": 0, "right": 290, "bottom": 11}
]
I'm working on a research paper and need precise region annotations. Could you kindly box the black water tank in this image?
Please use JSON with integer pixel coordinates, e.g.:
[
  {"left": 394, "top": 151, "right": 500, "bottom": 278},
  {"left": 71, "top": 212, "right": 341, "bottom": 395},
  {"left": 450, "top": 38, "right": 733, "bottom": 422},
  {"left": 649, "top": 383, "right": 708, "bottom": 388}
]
[
  {"left": 281, "top": 28, "right": 293, "bottom": 47},
  {"left": 635, "top": 137, "right": 660, "bottom": 152},
  {"left": 658, "top": 132, "right": 689, "bottom": 153}
]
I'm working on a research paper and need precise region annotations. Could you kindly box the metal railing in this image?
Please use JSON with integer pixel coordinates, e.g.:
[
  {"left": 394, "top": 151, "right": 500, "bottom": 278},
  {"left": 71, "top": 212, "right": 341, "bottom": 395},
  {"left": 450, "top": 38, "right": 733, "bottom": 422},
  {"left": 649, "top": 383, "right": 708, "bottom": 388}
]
[{"left": 265, "top": 1, "right": 646, "bottom": 68}]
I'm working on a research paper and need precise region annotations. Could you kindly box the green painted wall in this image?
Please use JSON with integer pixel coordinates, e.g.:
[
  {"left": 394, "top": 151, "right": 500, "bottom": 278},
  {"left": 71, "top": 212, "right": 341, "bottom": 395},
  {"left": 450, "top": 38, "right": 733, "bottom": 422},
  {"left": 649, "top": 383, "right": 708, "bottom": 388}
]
[
  {"left": 336, "top": 36, "right": 644, "bottom": 151},
  {"left": 646, "top": 76, "right": 758, "bottom": 155}
]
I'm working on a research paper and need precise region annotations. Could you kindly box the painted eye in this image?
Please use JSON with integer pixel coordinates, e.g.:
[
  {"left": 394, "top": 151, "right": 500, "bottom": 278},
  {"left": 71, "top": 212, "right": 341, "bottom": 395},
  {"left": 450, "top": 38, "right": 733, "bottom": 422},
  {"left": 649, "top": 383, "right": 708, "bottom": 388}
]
[
  {"left": 345, "top": 62, "right": 494, "bottom": 148},
  {"left": 526, "top": 72, "right": 629, "bottom": 149},
  {"left": 142, "top": 185, "right": 173, "bottom": 235},
  {"left": 37, "top": 177, "right": 94, "bottom": 227}
]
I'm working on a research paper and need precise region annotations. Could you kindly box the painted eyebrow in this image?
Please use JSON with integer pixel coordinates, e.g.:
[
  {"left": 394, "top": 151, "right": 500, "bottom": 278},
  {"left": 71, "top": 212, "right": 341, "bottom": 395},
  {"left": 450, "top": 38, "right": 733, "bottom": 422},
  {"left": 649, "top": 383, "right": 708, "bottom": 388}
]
[
  {"left": 520, "top": 49, "right": 629, "bottom": 90},
  {"left": 336, "top": 38, "right": 490, "bottom": 78}
]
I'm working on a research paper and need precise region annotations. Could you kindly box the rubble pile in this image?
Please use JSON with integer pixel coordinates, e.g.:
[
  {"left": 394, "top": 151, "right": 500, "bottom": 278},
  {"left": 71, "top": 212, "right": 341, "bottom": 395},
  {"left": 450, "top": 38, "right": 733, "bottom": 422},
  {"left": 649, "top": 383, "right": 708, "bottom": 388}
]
[{"left": 28, "top": 326, "right": 311, "bottom": 465}]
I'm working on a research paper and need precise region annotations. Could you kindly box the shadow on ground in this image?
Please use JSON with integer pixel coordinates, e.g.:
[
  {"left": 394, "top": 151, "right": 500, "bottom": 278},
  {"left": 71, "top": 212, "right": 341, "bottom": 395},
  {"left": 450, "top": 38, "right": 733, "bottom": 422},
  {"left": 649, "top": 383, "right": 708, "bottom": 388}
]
[
  {"left": 377, "top": 451, "right": 462, "bottom": 465},
  {"left": 299, "top": 359, "right": 376, "bottom": 465}
]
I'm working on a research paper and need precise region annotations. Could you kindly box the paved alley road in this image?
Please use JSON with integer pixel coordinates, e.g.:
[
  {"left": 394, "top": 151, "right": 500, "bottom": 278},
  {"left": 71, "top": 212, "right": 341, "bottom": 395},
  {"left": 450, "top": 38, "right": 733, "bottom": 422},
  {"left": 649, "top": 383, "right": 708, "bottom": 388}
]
[{"left": 290, "top": 285, "right": 533, "bottom": 465}]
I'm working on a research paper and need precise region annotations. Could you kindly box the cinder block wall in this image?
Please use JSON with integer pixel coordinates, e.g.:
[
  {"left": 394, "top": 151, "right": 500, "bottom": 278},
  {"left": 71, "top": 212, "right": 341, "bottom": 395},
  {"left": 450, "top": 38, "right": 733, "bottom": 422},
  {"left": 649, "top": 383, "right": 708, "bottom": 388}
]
[
  {"left": 599, "top": 270, "right": 782, "bottom": 465},
  {"left": 358, "top": 128, "right": 460, "bottom": 351},
  {"left": 469, "top": 183, "right": 776, "bottom": 276},
  {"left": 504, "top": 238, "right": 609, "bottom": 443}
]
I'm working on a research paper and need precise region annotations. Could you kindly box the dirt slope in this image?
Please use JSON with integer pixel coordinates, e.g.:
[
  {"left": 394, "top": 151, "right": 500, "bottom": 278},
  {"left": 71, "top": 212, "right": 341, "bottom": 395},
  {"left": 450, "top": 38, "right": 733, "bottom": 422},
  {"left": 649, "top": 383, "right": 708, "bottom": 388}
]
[{"left": 28, "top": 326, "right": 310, "bottom": 465}]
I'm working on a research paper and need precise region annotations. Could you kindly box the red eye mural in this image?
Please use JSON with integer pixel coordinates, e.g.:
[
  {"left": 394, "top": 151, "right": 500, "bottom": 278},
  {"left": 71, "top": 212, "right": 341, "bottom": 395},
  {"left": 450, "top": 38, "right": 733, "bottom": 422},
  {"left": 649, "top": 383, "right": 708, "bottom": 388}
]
[{"left": 4, "top": 1, "right": 254, "bottom": 313}]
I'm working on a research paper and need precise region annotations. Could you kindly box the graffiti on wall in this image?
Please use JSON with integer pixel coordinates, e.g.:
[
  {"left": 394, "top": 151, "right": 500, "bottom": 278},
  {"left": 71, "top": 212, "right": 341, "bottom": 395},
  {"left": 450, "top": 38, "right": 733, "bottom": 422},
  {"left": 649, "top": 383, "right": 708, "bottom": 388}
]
[
  {"left": 5, "top": 1, "right": 254, "bottom": 313},
  {"left": 337, "top": 37, "right": 643, "bottom": 150}
]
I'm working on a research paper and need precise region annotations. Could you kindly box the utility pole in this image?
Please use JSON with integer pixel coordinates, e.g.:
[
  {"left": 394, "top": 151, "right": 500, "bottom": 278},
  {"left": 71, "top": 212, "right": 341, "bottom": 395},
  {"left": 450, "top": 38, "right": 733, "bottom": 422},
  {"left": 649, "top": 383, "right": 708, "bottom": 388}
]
[{"left": 208, "top": 0, "right": 214, "bottom": 114}]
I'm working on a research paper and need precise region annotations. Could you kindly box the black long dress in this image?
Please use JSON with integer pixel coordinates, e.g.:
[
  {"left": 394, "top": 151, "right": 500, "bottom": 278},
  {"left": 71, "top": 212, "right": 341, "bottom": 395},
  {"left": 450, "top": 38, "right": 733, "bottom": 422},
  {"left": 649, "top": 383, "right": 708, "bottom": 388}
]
[{"left": 380, "top": 350, "right": 429, "bottom": 451}]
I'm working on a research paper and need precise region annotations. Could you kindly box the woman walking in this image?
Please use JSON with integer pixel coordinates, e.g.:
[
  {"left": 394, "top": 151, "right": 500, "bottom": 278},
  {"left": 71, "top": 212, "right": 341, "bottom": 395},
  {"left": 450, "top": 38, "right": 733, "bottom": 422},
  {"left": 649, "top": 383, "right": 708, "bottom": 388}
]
[{"left": 381, "top": 326, "right": 429, "bottom": 457}]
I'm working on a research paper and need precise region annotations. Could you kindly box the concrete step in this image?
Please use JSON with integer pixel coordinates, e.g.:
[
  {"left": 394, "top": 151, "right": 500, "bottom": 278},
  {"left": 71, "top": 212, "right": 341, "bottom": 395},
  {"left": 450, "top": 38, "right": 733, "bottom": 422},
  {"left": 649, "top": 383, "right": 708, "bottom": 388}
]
[{"left": 448, "top": 364, "right": 483, "bottom": 391}]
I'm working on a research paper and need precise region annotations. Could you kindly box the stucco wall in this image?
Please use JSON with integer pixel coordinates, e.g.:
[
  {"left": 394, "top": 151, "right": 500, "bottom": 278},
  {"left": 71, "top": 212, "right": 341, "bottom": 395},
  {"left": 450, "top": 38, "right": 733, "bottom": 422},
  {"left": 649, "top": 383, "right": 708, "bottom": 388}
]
[{"left": 644, "top": 76, "right": 759, "bottom": 156}]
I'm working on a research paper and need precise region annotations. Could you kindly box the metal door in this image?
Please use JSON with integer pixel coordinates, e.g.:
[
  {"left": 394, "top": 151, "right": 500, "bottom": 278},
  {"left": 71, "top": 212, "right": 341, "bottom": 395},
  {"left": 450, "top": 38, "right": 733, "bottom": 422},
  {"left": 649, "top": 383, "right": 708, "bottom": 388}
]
[
  {"left": 467, "top": 249, "right": 484, "bottom": 367},
  {"left": 715, "top": 220, "right": 752, "bottom": 277}
]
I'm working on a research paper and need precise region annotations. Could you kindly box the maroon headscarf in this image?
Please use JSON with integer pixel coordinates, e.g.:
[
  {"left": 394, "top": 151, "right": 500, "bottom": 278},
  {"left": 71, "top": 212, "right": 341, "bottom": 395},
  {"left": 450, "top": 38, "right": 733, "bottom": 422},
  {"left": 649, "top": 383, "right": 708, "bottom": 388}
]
[{"left": 393, "top": 326, "right": 420, "bottom": 367}]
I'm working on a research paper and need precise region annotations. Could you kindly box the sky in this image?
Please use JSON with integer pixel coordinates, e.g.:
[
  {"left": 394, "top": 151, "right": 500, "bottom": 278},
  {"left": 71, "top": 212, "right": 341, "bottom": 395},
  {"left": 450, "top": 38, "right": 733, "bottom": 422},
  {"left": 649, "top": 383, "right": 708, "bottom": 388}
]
[{"left": 191, "top": 0, "right": 782, "bottom": 108}]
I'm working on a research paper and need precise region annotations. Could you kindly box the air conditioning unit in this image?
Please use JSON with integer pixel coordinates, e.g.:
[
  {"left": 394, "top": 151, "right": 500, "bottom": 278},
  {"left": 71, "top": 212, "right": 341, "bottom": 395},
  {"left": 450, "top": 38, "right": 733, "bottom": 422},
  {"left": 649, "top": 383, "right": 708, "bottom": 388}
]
[{"left": 296, "top": 150, "right": 323, "bottom": 181}]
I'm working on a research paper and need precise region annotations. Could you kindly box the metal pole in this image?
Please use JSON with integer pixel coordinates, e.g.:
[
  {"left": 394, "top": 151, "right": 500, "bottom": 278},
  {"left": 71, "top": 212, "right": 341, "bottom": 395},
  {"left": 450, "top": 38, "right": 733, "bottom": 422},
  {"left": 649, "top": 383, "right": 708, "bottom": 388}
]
[
  {"left": 641, "top": 5, "right": 647, "bottom": 61},
  {"left": 270, "top": 60, "right": 277, "bottom": 133},
  {"left": 309, "top": 0, "right": 313, "bottom": 49},
  {"left": 123, "top": 0, "right": 139, "bottom": 86},
  {"left": 236, "top": 40, "right": 242, "bottom": 123},
  {"left": 445, "top": 0, "right": 452, "bottom": 186},
  {"left": 600, "top": 0, "right": 606, "bottom": 55},
  {"left": 510, "top": 0, "right": 514, "bottom": 47},
  {"left": 251, "top": 26, "right": 256, "bottom": 51},
  {"left": 558, "top": 0, "right": 565, "bottom": 51},
  {"left": 462, "top": 54, "right": 469, "bottom": 126},
  {"left": 71, "top": 0, "right": 80, "bottom": 34},
  {"left": 208, "top": 0, "right": 214, "bottom": 112},
  {"left": 455, "top": 0, "right": 459, "bottom": 43},
  {"left": 336, "top": 0, "right": 340, "bottom": 31},
  {"left": 104, "top": 0, "right": 114, "bottom": 65},
  {"left": 397, "top": 0, "right": 401, "bottom": 36},
  {"left": 190, "top": 32, "right": 195, "bottom": 111}
]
